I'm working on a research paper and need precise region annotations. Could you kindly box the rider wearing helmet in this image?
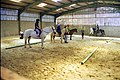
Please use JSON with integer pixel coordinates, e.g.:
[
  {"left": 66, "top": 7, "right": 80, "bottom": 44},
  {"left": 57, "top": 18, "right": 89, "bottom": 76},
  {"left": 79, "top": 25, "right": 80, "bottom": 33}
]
[{"left": 34, "top": 19, "right": 41, "bottom": 37}]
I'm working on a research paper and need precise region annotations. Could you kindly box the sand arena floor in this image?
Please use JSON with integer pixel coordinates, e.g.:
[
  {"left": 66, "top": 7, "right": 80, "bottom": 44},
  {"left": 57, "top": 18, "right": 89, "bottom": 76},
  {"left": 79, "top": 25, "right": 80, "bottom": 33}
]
[{"left": 1, "top": 35, "right": 120, "bottom": 80}]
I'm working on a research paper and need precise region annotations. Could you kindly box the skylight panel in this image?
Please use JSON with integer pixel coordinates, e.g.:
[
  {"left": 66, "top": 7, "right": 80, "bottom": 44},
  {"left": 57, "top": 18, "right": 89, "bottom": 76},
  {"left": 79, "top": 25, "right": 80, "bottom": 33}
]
[
  {"left": 52, "top": 0, "right": 62, "bottom": 2},
  {"left": 56, "top": 8, "right": 63, "bottom": 11},
  {"left": 37, "top": 3, "right": 47, "bottom": 7},
  {"left": 69, "top": 4, "right": 76, "bottom": 7},
  {"left": 10, "top": 0, "right": 22, "bottom": 2}
]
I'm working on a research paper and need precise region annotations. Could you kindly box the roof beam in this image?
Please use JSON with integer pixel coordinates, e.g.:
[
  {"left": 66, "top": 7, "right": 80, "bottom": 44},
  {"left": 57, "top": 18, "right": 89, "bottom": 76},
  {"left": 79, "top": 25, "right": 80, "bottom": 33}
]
[
  {"left": 19, "top": 0, "right": 45, "bottom": 14},
  {"left": 1, "top": 2, "right": 24, "bottom": 7},
  {"left": 41, "top": 0, "right": 95, "bottom": 15},
  {"left": 55, "top": 3, "right": 96, "bottom": 17},
  {"left": 55, "top": 2, "right": 120, "bottom": 17}
]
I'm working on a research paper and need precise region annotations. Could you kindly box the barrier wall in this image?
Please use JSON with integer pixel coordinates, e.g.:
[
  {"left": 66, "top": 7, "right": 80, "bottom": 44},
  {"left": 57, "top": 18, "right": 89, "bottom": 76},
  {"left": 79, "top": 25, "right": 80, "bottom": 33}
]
[
  {"left": 1, "top": 21, "right": 18, "bottom": 37},
  {"left": 99, "top": 26, "right": 120, "bottom": 37},
  {"left": 62, "top": 25, "right": 120, "bottom": 37},
  {"left": 1, "top": 21, "right": 54, "bottom": 37},
  {"left": 1, "top": 21, "right": 120, "bottom": 37}
]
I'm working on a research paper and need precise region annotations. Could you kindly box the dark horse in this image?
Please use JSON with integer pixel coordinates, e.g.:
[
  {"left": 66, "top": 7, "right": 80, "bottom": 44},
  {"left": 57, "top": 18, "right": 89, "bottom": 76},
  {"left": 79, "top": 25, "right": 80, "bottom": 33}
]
[
  {"left": 91, "top": 28, "right": 105, "bottom": 36},
  {"left": 51, "top": 28, "right": 77, "bottom": 43},
  {"left": 68, "top": 29, "right": 77, "bottom": 40},
  {"left": 95, "top": 29, "right": 105, "bottom": 36}
]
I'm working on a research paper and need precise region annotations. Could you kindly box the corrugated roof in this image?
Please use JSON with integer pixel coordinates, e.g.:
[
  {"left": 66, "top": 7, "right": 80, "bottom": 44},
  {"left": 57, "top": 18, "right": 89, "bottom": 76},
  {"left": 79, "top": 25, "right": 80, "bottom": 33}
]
[{"left": 1, "top": 0, "right": 120, "bottom": 17}]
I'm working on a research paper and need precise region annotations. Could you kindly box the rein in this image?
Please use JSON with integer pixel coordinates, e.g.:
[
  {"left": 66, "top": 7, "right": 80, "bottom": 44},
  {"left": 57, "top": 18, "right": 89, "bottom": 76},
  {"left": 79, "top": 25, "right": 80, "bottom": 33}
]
[{"left": 52, "top": 27, "right": 56, "bottom": 33}]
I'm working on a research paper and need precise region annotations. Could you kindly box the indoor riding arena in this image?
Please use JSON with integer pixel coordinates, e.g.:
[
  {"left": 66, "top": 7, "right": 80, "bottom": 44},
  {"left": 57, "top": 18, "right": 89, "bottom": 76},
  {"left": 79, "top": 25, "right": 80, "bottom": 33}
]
[{"left": 1, "top": 0, "right": 120, "bottom": 80}]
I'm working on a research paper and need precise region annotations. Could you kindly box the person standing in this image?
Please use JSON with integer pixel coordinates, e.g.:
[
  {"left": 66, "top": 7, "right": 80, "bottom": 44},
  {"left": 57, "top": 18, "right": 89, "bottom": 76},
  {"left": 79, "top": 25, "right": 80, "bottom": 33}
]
[
  {"left": 34, "top": 19, "right": 41, "bottom": 37},
  {"left": 63, "top": 25, "right": 68, "bottom": 43},
  {"left": 67, "top": 24, "right": 70, "bottom": 34},
  {"left": 81, "top": 30, "right": 84, "bottom": 39}
]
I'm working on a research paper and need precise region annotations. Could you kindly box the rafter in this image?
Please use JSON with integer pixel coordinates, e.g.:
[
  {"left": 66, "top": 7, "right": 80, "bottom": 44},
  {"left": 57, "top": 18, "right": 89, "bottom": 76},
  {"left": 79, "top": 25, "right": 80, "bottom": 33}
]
[
  {"left": 44, "top": 1, "right": 69, "bottom": 10},
  {"left": 1, "top": 2, "right": 24, "bottom": 7},
  {"left": 41, "top": 0, "right": 94, "bottom": 15},
  {"left": 55, "top": 2, "right": 120, "bottom": 17},
  {"left": 55, "top": 3, "right": 95, "bottom": 17},
  {"left": 19, "top": 0, "right": 45, "bottom": 14}
]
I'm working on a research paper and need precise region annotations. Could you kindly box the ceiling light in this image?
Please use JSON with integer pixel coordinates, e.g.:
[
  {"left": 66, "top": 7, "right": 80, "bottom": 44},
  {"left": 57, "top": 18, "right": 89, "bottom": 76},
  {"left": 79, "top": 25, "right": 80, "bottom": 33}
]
[
  {"left": 56, "top": 8, "right": 62, "bottom": 11},
  {"left": 10, "top": 0, "right": 22, "bottom": 2},
  {"left": 52, "top": 0, "right": 61, "bottom": 2},
  {"left": 69, "top": 4, "right": 76, "bottom": 7}
]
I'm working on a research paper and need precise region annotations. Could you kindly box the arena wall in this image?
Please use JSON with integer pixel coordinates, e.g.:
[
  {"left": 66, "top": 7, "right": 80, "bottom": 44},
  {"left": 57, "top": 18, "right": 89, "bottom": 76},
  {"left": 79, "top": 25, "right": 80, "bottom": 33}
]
[
  {"left": 1, "top": 21, "right": 18, "bottom": 37},
  {"left": 99, "top": 26, "right": 120, "bottom": 37},
  {"left": 1, "top": 21, "right": 119, "bottom": 37},
  {"left": 65, "top": 25, "right": 120, "bottom": 37},
  {"left": 1, "top": 21, "right": 54, "bottom": 37}
]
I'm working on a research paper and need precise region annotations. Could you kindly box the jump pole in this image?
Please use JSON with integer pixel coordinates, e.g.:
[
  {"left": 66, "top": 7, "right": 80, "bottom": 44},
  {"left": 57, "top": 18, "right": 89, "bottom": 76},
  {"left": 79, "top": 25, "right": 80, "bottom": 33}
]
[
  {"left": 81, "top": 47, "right": 98, "bottom": 65},
  {"left": 5, "top": 42, "right": 41, "bottom": 49}
]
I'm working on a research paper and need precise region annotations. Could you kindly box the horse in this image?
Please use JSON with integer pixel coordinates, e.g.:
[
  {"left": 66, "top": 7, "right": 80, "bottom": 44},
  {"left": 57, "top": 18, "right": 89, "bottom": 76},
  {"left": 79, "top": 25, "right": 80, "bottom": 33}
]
[
  {"left": 20, "top": 27, "right": 53, "bottom": 49},
  {"left": 98, "top": 29, "right": 105, "bottom": 36},
  {"left": 50, "top": 28, "right": 77, "bottom": 43},
  {"left": 90, "top": 28, "right": 105, "bottom": 36},
  {"left": 68, "top": 29, "right": 77, "bottom": 40}
]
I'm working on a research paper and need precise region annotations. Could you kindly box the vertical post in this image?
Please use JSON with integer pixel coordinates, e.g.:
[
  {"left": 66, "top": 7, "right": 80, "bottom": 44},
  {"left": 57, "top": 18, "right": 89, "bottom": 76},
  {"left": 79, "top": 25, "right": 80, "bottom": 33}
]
[
  {"left": 72, "top": 12, "right": 73, "bottom": 26},
  {"left": 40, "top": 13, "right": 43, "bottom": 29},
  {"left": 18, "top": 10, "right": 21, "bottom": 35},
  {"left": 54, "top": 16, "right": 57, "bottom": 28}
]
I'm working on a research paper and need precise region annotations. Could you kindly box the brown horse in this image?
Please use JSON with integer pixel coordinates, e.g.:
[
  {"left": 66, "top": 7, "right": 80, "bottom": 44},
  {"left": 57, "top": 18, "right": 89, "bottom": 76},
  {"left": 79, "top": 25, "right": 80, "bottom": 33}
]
[
  {"left": 50, "top": 28, "right": 77, "bottom": 43},
  {"left": 68, "top": 29, "right": 77, "bottom": 40}
]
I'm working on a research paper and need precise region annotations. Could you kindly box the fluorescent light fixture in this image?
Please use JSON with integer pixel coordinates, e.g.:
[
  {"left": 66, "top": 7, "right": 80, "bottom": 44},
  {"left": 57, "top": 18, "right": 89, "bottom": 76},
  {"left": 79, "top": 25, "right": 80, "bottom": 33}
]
[
  {"left": 10, "top": 0, "right": 22, "bottom": 2},
  {"left": 56, "top": 8, "right": 62, "bottom": 11},
  {"left": 37, "top": 3, "right": 47, "bottom": 7},
  {"left": 52, "top": 0, "right": 61, "bottom": 2},
  {"left": 69, "top": 4, "right": 76, "bottom": 7}
]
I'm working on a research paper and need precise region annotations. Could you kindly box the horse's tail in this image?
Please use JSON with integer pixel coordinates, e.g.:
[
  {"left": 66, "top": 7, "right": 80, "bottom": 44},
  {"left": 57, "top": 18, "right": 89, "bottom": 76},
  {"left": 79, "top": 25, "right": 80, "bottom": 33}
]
[{"left": 20, "top": 31, "right": 24, "bottom": 39}]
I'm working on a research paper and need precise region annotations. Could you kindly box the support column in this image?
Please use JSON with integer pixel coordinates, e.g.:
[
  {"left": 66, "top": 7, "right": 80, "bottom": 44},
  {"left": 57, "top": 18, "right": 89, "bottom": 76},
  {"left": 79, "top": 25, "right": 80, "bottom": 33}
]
[
  {"left": 40, "top": 13, "right": 43, "bottom": 29},
  {"left": 18, "top": 10, "right": 21, "bottom": 35},
  {"left": 54, "top": 16, "right": 57, "bottom": 28}
]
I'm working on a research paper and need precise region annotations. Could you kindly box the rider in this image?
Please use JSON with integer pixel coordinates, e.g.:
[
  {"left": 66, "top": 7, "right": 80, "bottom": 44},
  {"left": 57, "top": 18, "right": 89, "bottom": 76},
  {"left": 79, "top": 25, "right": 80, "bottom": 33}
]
[
  {"left": 34, "top": 19, "right": 41, "bottom": 37},
  {"left": 96, "top": 24, "right": 99, "bottom": 32},
  {"left": 56, "top": 23, "right": 61, "bottom": 37},
  {"left": 63, "top": 25, "right": 68, "bottom": 43}
]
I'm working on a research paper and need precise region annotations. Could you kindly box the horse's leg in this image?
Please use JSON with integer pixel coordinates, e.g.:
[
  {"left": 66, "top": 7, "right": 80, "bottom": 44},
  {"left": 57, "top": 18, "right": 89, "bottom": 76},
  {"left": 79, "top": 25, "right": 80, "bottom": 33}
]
[
  {"left": 103, "top": 31, "right": 105, "bottom": 36},
  {"left": 24, "top": 37, "right": 27, "bottom": 48},
  {"left": 41, "top": 37, "right": 44, "bottom": 49},
  {"left": 50, "top": 33, "right": 53, "bottom": 42},
  {"left": 61, "top": 34, "right": 63, "bottom": 43},
  {"left": 53, "top": 35, "right": 55, "bottom": 43},
  {"left": 28, "top": 36, "right": 32, "bottom": 48},
  {"left": 70, "top": 35, "right": 72, "bottom": 40}
]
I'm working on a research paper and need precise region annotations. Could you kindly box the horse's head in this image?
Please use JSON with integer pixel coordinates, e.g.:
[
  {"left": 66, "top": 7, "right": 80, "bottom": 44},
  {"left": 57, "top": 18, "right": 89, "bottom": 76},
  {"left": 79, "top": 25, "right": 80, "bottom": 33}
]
[
  {"left": 51, "top": 26, "right": 56, "bottom": 33},
  {"left": 75, "top": 29, "right": 77, "bottom": 32}
]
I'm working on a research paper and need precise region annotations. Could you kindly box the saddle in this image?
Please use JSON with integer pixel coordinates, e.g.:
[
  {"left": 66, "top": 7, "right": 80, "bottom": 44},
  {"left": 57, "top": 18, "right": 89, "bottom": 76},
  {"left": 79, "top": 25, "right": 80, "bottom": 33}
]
[{"left": 34, "top": 28, "right": 41, "bottom": 37}]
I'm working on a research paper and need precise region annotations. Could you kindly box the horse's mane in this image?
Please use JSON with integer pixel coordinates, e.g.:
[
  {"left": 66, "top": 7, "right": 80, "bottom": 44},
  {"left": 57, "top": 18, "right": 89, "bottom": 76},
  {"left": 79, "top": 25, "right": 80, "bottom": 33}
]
[{"left": 70, "top": 28, "right": 77, "bottom": 31}]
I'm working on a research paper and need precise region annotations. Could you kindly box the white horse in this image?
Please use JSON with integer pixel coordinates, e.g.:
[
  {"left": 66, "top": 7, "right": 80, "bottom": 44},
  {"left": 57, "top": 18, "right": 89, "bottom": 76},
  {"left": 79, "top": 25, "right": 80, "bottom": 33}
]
[
  {"left": 20, "top": 27, "right": 53, "bottom": 49},
  {"left": 50, "top": 26, "right": 64, "bottom": 43},
  {"left": 90, "top": 28, "right": 94, "bottom": 35},
  {"left": 50, "top": 26, "right": 77, "bottom": 43}
]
